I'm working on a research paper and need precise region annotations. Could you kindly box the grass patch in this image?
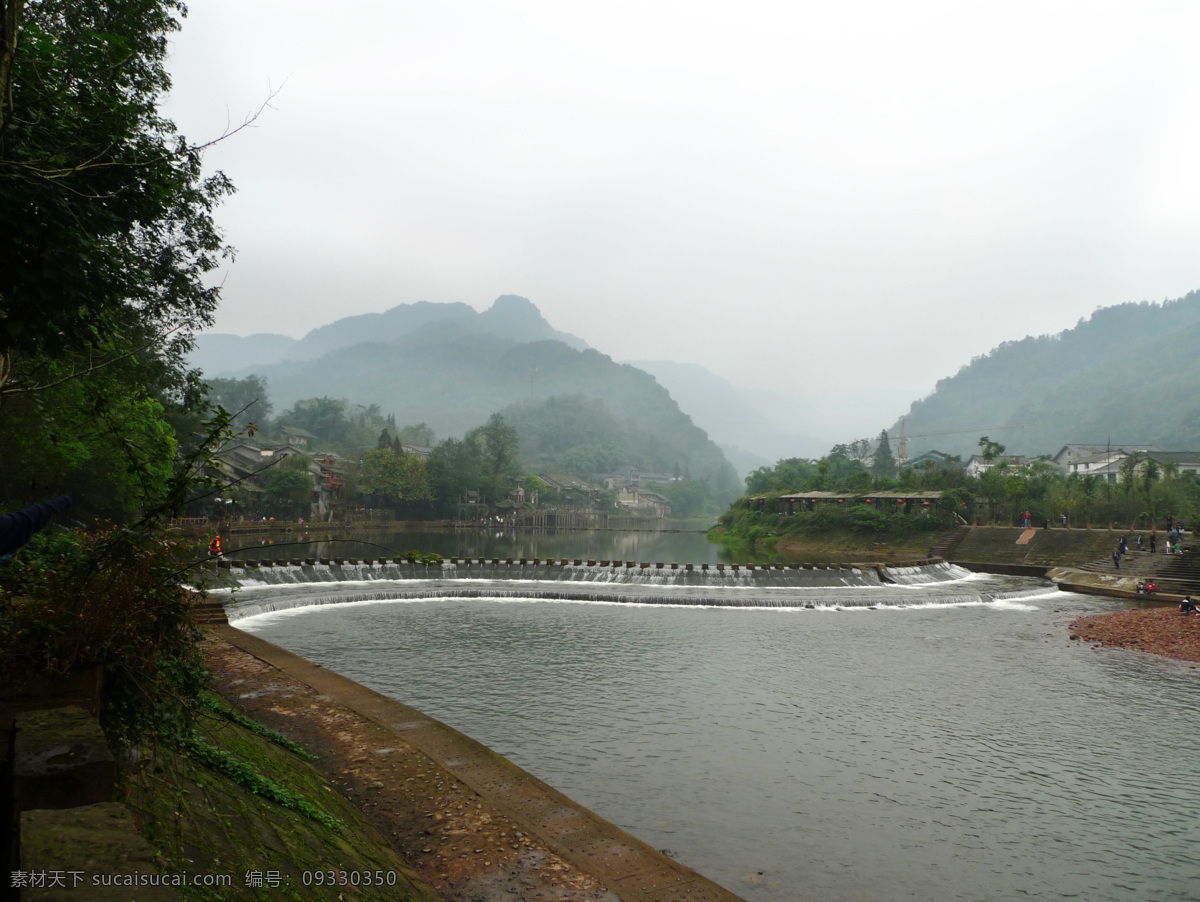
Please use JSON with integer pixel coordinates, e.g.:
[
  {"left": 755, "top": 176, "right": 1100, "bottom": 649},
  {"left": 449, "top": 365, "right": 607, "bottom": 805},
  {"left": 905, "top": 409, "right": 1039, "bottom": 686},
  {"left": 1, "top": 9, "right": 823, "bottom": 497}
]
[{"left": 121, "top": 694, "right": 437, "bottom": 901}]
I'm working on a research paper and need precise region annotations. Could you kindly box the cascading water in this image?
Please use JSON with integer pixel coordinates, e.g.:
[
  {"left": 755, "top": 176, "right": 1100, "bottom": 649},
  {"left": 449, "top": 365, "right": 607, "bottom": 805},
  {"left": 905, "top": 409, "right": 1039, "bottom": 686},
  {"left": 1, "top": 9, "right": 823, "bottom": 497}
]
[{"left": 209, "top": 558, "right": 1024, "bottom": 621}]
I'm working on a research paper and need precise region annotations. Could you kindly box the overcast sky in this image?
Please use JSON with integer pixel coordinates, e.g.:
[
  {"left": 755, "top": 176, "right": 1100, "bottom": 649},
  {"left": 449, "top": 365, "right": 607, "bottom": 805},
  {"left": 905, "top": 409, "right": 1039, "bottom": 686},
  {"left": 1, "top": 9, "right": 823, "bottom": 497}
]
[{"left": 163, "top": 1, "right": 1200, "bottom": 438}]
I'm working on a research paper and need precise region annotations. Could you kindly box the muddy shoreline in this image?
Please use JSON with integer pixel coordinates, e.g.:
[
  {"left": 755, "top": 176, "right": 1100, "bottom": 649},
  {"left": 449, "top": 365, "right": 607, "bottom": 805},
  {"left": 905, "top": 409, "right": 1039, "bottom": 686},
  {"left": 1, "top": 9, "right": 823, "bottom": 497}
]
[{"left": 1069, "top": 606, "right": 1200, "bottom": 665}]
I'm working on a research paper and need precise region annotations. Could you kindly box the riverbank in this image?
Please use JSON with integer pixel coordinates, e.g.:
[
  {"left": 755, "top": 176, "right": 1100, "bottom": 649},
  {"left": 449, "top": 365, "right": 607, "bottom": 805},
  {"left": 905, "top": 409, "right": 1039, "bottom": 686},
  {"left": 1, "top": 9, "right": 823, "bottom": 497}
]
[
  {"left": 711, "top": 527, "right": 936, "bottom": 563},
  {"left": 1069, "top": 607, "right": 1200, "bottom": 665},
  {"left": 202, "top": 624, "right": 748, "bottom": 902}
]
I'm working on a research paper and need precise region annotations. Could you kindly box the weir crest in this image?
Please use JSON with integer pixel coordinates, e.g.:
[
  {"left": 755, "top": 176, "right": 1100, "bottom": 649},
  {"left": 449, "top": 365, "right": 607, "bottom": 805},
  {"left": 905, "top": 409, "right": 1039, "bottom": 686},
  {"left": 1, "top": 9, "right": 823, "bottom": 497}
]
[{"left": 202, "top": 559, "right": 1049, "bottom": 621}]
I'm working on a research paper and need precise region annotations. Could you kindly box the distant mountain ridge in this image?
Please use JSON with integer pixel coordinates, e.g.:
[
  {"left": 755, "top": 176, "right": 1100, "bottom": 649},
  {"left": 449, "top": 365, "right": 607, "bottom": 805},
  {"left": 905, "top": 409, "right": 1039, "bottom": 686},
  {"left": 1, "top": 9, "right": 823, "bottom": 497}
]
[
  {"left": 190, "top": 295, "right": 587, "bottom": 375},
  {"left": 191, "top": 296, "right": 739, "bottom": 495},
  {"left": 893, "top": 290, "right": 1200, "bottom": 459}
]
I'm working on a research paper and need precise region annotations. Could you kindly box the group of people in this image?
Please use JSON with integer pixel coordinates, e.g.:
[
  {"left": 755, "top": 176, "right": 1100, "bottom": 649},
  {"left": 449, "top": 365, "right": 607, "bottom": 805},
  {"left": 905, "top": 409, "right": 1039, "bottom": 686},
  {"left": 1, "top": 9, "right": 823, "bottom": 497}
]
[{"left": 1114, "top": 525, "right": 1186, "bottom": 568}]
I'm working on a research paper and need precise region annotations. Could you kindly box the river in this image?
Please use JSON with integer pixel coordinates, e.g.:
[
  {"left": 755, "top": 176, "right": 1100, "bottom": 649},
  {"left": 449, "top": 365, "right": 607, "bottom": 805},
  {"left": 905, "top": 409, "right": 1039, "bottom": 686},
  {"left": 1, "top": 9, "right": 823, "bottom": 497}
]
[
  {"left": 222, "top": 525, "right": 732, "bottom": 565},
  {"left": 224, "top": 540, "right": 1199, "bottom": 901}
]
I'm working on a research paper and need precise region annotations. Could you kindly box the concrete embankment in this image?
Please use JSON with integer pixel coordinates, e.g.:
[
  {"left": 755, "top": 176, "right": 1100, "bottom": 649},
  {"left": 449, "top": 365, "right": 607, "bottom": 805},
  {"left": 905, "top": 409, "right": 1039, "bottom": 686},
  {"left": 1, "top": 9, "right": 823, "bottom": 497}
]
[
  {"left": 206, "top": 624, "right": 749, "bottom": 902},
  {"left": 948, "top": 526, "right": 1197, "bottom": 602}
]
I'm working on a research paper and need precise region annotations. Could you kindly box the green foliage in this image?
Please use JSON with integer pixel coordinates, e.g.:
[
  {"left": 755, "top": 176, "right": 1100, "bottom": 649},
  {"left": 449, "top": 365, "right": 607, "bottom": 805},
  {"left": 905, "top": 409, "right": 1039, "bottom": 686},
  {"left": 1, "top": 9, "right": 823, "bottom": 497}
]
[
  {"left": 978, "top": 436, "right": 1006, "bottom": 463},
  {"left": 0, "top": 0, "right": 235, "bottom": 523},
  {"left": 251, "top": 328, "right": 742, "bottom": 501},
  {"left": 202, "top": 696, "right": 318, "bottom": 761},
  {"left": 659, "top": 478, "right": 716, "bottom": 518},
  {"left": 203, "top": 375, "right": 272, "bottom": 434},
  {"left": 360, "top": 447, "right": 433, "bottom": 512},
  {"left": 394, "top": 422, "right": 435, "bottom": 447},
  {"left": 273, "top": 397, "right": 395, "bottom": 453},
  {"left": 499, "top": 394, "right": 723, "bottom": 490},
  {"left": 179, "top": 736, "right": 343, "bottom": 830},
  {"left": 0, "top": 0, "right": 233, "bottom": 400},
  {"left": 0, "top": 366, "right": 178, "bottom": 519},
  {"left": 425, "top": 414, "right": 521, "bottom": 513},
  {"left": 898, "top": 291, "right": 1200, "bottom": 457},
  {"left": 472, "top": 413, "right": 521, "bottom": 493},
  {"left": 404, "top": 550, "right": 443, "bottom": 566},
  {"left": 870, "top": 430, "right": 896, "bottom": 478},
  {"left": 717, "top": 500, "right": 951, "bottom": 546},
  {"left": 260, "top": 466, "right": 313, "bottom": 519},
  {"left": 0, "top": 525, "right": 209, "bottom": 750},
  {"left": 745, "top": 457, "right": 817, "bottom": 494}
]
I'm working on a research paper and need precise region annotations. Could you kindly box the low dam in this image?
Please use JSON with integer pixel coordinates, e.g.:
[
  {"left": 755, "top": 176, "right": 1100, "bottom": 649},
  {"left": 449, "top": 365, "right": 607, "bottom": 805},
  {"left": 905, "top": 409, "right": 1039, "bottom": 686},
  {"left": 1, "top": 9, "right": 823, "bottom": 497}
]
[{"left": 213, "top": 558, "right": 1048, "bottom": 621}]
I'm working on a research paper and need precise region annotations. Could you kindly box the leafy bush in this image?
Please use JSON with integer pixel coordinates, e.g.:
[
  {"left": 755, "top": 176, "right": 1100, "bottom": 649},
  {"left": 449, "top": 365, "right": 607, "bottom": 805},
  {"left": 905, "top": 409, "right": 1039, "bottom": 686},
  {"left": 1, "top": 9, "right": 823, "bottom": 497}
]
[{"left": 0, "top": 525, "right": 209, "bottom": 750}]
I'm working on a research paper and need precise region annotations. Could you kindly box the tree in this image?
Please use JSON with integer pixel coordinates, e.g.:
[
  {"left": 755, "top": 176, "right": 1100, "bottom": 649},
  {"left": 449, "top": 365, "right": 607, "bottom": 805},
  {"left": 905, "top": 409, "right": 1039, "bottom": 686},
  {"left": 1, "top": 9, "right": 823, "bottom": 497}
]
[
  {"left": 260, "top": 467, "right": 313, "bottom": 519},
  {"left": 205, "top": 375, "right": 272, "bottom": 433},
  {"left": 469, "top": 414, "right": 521, "bottom": 499},
  {"left": 744, "top": 458, "right": 815, "bottom": 494},
  {"left": 395, "top": 422, "right": 435, "bottom": 447},
  {"left": 1118, "top": 453, "right": 1141, "bottom": 499},
  {"left": 360, "top": 447, "right": 432, "bottom": 511},
  {"left": 661, "top": 478, "right": 713, "bottom": 518},
  {"left": 0, "top": 0, "right": 233, "bottom": 398},
  {"left": 0, "top": 1, "right": 237, "bottom": 519},
  {"left": 977, "top": 436, "right": 1006, "bottom": 464},
  {"left": 0, "top": 364, "right": 177, "bottom": 518},
  {"left": 870, "top": 431, "right": 896, "bottom": 478},
  {"left": 1142, "top": 458, "right": 1161, "bottom": 496}
]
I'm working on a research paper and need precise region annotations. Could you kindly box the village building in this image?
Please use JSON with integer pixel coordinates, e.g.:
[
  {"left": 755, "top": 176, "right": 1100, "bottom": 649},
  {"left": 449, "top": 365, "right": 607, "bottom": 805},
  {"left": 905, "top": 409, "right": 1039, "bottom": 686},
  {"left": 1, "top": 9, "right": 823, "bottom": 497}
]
[
  {"left": 614, "top": 486, "right": 671, "bottom": 518},
  {"left": 1050, "top": 444, "right": 1200, "bottom": 481},
  {"left": 963, "top": 455, "right": 1036, "bottom": 478}
]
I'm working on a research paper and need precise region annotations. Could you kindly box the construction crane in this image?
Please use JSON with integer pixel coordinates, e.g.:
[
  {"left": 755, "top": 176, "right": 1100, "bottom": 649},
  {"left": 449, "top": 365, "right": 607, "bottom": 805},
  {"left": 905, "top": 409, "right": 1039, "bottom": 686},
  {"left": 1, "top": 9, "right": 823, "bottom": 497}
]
[{"left": 895, "top": 417, "right": 1034, "bottom": 468}]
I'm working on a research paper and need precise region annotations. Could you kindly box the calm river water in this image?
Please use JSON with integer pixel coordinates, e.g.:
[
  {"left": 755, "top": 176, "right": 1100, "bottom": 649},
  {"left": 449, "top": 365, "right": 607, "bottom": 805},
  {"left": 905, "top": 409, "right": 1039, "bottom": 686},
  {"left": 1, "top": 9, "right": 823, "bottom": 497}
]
[
  {"left": 233, "top": 569, "right": 1199, "bottom": 901},
  {"left": 224, "top": 526, "right": 730, "bottom": 565}
]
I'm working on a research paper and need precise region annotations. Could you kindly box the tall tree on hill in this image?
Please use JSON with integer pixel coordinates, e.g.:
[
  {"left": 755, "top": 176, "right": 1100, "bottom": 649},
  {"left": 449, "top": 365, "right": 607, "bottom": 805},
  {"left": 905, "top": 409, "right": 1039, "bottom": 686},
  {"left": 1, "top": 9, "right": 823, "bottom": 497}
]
[
  {"left": 470, "top": 414, "right": 521, "bottom": 499},
  {"left": 870, "top": 430, "right": 896, "bottom": 478}
]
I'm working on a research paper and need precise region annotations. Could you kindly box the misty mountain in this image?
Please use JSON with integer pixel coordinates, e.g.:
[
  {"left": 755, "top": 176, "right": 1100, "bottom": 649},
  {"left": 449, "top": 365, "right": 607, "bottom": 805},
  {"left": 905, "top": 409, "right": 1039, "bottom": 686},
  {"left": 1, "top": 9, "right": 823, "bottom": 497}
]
[
  {"left": 218, "top": 317, "right": 739, "bottom": 495},
  {"left": 893, "top": 290, "right": 1200, "bottom": 459},
  {"left": 190, "top": 295, "right": 588, "bottom": 375},
  {"left": 188, "top": 332, "right": 297, "bottom": 375},
  {"left": 625, "top": 360, "right": 830, "bottom": 465}
]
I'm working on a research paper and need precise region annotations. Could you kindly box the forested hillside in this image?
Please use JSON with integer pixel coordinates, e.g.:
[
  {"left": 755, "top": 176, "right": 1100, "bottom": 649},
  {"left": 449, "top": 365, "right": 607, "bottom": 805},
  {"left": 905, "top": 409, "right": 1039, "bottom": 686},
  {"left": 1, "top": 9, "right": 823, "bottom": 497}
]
[
  {"left": 895, "top": 291, "right": 1200, "bottom": 458},
  {"left": 229, "top": 328, "right": 740, "bottom": 498}
]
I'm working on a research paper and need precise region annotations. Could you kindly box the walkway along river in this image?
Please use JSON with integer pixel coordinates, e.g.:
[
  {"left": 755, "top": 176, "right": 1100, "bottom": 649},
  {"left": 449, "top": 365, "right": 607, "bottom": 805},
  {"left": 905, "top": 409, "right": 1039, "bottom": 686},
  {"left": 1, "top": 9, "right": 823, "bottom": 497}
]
[{"left": 213, "top": 560, "right": 1200, "bottom": 902}]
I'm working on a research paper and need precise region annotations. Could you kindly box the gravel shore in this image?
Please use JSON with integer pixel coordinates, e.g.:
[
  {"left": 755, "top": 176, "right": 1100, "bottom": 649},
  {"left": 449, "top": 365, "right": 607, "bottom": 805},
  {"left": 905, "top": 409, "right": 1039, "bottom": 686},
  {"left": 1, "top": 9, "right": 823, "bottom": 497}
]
[{"left": 1069, "top": 607, "right": 1200, "bottom": 665}]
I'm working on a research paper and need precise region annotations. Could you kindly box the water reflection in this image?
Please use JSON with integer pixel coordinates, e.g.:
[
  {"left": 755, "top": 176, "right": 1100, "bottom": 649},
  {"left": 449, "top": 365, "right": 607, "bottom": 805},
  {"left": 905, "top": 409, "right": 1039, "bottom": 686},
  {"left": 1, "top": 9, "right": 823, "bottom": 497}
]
[{"left": 223, "top": 526, "right": 736, "bottom": 565}]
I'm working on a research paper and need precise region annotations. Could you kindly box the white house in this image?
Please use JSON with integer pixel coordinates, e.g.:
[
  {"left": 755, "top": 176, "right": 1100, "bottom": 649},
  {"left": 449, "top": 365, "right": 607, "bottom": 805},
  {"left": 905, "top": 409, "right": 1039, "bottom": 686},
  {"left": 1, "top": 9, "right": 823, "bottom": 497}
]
[{"left": 963, "top": 455, "right": 1034, "bottom": 478}]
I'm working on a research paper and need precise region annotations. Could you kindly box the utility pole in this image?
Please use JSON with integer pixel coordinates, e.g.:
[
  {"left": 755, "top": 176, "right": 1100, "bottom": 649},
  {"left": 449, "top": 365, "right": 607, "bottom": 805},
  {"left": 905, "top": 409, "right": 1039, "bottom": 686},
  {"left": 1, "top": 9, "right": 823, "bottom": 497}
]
[{"left": 897, "top": 417, "right": 909, "bottom": 469}]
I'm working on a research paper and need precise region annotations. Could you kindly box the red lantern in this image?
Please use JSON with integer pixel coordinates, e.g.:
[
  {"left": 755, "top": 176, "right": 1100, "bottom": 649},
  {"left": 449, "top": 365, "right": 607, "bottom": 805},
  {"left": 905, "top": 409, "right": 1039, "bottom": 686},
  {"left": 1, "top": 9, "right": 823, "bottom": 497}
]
[{"left": 866, "top": 499, "right": 873, "bottom": 504}]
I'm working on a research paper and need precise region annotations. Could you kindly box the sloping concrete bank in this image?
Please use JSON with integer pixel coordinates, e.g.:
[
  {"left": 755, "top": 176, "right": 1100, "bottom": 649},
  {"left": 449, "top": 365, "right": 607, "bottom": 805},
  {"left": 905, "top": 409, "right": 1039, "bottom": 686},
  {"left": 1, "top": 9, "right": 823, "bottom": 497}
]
[
  {"left": 947, "top": 527, "right": 1192, "bottom": 602},
  {"left": 206, "top": 624, "right": 748, "bottom": 902}
]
